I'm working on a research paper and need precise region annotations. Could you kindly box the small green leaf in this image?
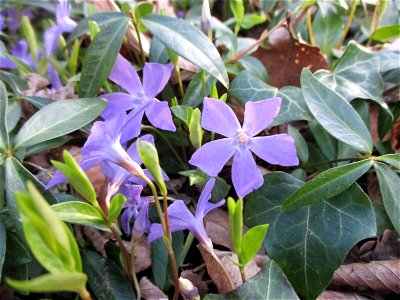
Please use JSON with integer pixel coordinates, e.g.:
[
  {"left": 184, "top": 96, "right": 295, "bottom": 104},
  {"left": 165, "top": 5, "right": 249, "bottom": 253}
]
[
  {"left": 282, "top": 159, "right": 373, "bottom": 211},
  {"left": 51, "top": 150, "right": 97, "bottom": 205},
  {"left": 108, "top": 194, "right": 126, "bottom": 223},
  {"left": 227, "top": 197, "right": 243, "bottom": 253},
  {"left": 288, "top": 125, "right": 309, "bottom": 164},
  {"left": 142, "top": 14, "right": 229, "bottom": 88},
  {"left": 182, "top": 71, "right": 215, "bottom": 108},
  {"left": 301, "top": 68, "right": 373, "bottom": 154},
  {"left": 14, "top": 98, "right": 107, "bottom": 149},
  {"left": 68, "top": 39, "right": 80, "bottom": 75},
  {"left": 0, "top": 71, "right": 27, "bottom": 96},
  {"left": 189, "top": 108, "right": 203, "bottom": 149},
  {"left": 372, "top": 24, "right": 400, "bottom": 42},
  {"left": 135, "top": 2, "right": 153, "bottom": 21},
  {"left": 312, "top": 10, "right": 343, "bottom": 55},
  {"left": 20, "top": 16, "right": 38, "bottom": 62},
  {"left": 376, "top": 154, "right": 400, "bottom": 170},
  {"left": 230, "top": 0, "right": 244, "bottom": 34},
  {"left": 7, "top": 272, "right": 88, "bottom": 294},
  {"left": 171, "top": 105, "right": 193, "bottom": 126},
  {"left": 240, "top": 14, "right": 266, "bottom": 30},
  {"left": 89, "top": 20, "right": 101, "bottom": 40},
  {"left": 79, "top": 17, "right": 129, "bottom": 97},
  {"left": 24, "top": 136, "right": 72, "bottom": 158},
  {"left": 138, "top": 140, "right": 167, "bottom": 195},
  {"left": 374, "top": 162, "right": 400, "bottom": 234},
  {"left": 0, "top": 80, "right": 9, "bottom": 151},
  {"left": 239, "top": 224, "right": 268, "bottom": 266},
  {"left": 51, "top": 201, "right": 109, "bottom": 232}
]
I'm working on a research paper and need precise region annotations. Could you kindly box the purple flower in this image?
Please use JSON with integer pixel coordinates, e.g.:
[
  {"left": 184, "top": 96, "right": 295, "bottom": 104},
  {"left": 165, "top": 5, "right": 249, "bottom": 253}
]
[
  {"left": 189, "top": 97, "right": 299, "bottom": 198},
  {"left": 46, "top": 113, "right": 145, "bottom": 189},
  {"left": 0, "top": 4, "right": 32, "bottom": 33},
  {"left": 0, "top": 40, "right": 35, "bottom": 70},
  {"left": 44, "top": 0, "right": 77, "bottom": 57},
  {"left": 120, "top": 184, "right": 152, "bottom": 236},
  {"left": 101, "top": 54, "right": 176, "bottom": 143},
  {"left": 148, "top": 178, "right": 225, "bottom": 250},
  {"left": 47, "top": 64, "right": 63, "bottom": 90}
]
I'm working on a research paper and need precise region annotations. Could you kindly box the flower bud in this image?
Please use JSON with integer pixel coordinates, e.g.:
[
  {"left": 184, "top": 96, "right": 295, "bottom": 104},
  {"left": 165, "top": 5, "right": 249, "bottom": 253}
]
[
  {"left": 179, "top": 277, "right": 200, "bottom": 300},
  {"left": 201, "top": 0, "right": 212, "bottom": 37}
]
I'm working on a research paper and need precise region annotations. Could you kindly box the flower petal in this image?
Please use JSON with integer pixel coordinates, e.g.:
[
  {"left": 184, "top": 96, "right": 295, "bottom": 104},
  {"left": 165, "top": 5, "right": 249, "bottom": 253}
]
[
  {"left": 0, "top": 57, "right": 16, "bottom": 69},
  {"left": 44, "top": 25, "right": 61, "bottom": 57},
  {"left": 231, "top": 148, "right": 263, "bottom": 198},
  {"left": 148, "top": 224, "right": 164, "bottom": 243},
  {"left": 204, "top": 199, "right": 226, "bottom": 216},
  {"left": 143, "top": 63, "right": 173, "bottom": 98},
  {"left": 195, "top": 178, "right": 215, "bottom": 218},
  {"left": 242, "top": 97, "right": 282, "bottom": 136},
  {"left": 134, "top": 200, "right": 151, "bottom": 234},
  {"left": 250, "top": 134, "right": 299, "bottom": 166},
  {"left": 100, "top": 93, "right": 137, "bottom": 119},
  {"left": 47, "top": 64, "right": 63, "bottom": 90},
  {"left": 109, "top": 54, "right": 144, "bottom": 95},
  {"left": 189, "top": 138, "right": 236, "bottom": 177},
  {"left": 120, "top": 109, "right": 145, "bottom": 143},
  {"left": 121, "top": 208, "right": 136, "bottom": 236},
  {"left": 145, "top": 101, "right": 176, "bottom": 132},
  {"left": 202, "top": 97, "right": 241, "bottom": 137}
]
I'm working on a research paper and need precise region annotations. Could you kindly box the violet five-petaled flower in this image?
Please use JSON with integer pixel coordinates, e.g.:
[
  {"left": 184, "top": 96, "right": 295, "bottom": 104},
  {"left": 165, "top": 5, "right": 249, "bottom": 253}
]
[
  {"left": 0, "top": 39, "right": 35, "bottom": 70},
  {"left": 148, "top": 178, "right": 225, "bottom": 251},
  {"left": 101, "top": 54, "right": 176, "bottom": 143},
  {"left": 46, "top": 113, "right": 144, "bottom": 189},
  {"left": 44, "top": 0, "right": 77, "bottom": 57},
  {"left": 189, "top": 97, "right": 299, "bottom": 198}
]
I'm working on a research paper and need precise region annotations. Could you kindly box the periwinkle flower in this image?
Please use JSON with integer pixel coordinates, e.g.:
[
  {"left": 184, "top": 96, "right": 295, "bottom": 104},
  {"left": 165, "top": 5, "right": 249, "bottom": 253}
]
[
  {"left": 46, "top": 113, "right": 145, "bottom": 189},
  {"left": 0, "top": 40, "right": 35, "bottom": 70},
  {"left": 148, "top": 178, "right": 225, "bottom": 251},
  {"left": 120, "top": 184, "right": 152, "bottom": 236},
  {"left": 189, "top": 97, "right": 299, "bottom": 198},
  {"left": 44, "top": 0, "right": 77, "bottom": 57},
  {"left": 101, "top": 54, "right": 176, "bottom": 143}
]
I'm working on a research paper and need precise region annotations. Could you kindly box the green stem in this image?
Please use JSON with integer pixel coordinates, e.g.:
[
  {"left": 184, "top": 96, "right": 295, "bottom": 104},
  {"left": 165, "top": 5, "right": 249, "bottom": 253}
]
[
  {"left": 132, "top": 20, "right": 146, "bottom": 67},
  {"left": 181, "top": 232, "right": 194, "bottom": 263},
  {"left": 306, "top": 9, "right": 315, "bottom": 46},
  {"left": 104, "top": 81, "right": 113, "bottom": 94},
  {"left": 337, "top": 0, "right": 358, "bottom": 49},
  {"left": 239, "top": 265, "right": 246, "bottom": 283},
  {"left": 367, "top": 0, "right": 382, "bottom": 46},
  {"left": 175, "top": 64, "right": 185, "bottom": 99},
  {"left": 201, "top": 70, "right": 206, "bottom": 97},
  {"left": 130, "top": 234, "right": 141, "bottom": 300},
  {"left": 141, "top": 125, "right": 188, "bottom": 170}
]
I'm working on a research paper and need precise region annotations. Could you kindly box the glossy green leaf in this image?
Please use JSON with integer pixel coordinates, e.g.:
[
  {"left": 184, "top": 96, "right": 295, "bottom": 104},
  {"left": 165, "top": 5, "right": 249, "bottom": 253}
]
[
  {"left": 135, "top": 2, "right": 153, "bottom": 21},
  {"left": 142, "top": 14, "right": 229, "bottom": 88},
  {"left": 79, "top": 17, "right": 129, "bottom": 97},
  {"left": 21, "top": 95, "right": 52, "bottom": 108},
  {"left": 309, "top": 122, "right": 337, "bottom": 161},
  {"left": 376, "top": 154, "right": 400, "bottom": 170},
  {"left": 245, "top": 172, "right": 376, "bottom": 300},
  {"left": 315, "top": 42, "right": 384, "bottom": 105},
  {"left": 312, "top": 10, "right": 343, "bottom": 55},
  {"left": 204, "top": 260, "right": 299, "bottom": 300},
  {"left": 0, "top": 71, "right": 27, "bottom": 96},
  {"left": 373, "top": 203, "right": 394, "bottom": 236},
  {"left": 376, "top": 50, "right": 400, "bottom": 73},
  {"left": 149, "top": 37, "right": 169, "bottom": 64},
  {"left": 5, "top": 157, "right": 57, "bottom": 241},
  {"left": 230, "top": 0, "right": 244, "bottom": 34},
  {"left": 14, "top": 98, "right": 106, "bottom": 150},
  {"left": 374, "top": 162, "right": 400, "bottom": 234},
  {"left": 51, "top": 150, "right": 97, "bottom": 205},
  {"left": 227, "top": 197, "right": 243, "bottom": 253},
  {"left": 51, "top": 201, "right": 109, "bottom": 232},
  {"left": 238, "top": 56, "right": 268, "bottom": 82},
  {"left": 171, "top": 105, "right": 193, "bottom": 126},
  {"left": 239, "top": 224, "right": 268, "bottom": 266},
  {"left": 240, "top": 14, "right": 266, "bottom": 30},
  {"left": 189, "top": 108, "right": 203, "bottom": 149},
  {"left": 288, "top": 125, "right": 309, "bottom": 164},
  {"left": 6, "top": 98, "right": 21, "bottom": 132},
  {"left": 0, "top": 80, "right": 9, "bottom": 151},
  {"left": 0, "top": 222, "right": 5, "bottom": 280},
  {"left": 82, "top": 250, "right": 136, "bottom": 300},
  {"left": 108, "top": 194, "right": 126, "bottom": 223},
  {"left": 182, "top": 71, "right": 215, "bottom": 107},
  {"left": 24, "top": 136, "right": 72, "bottom": 158},
  {"left": 151, "top": 239, "right": 168, "bottom": 289},
  {"left": 301, "top": 68, "right": 373, "bottom": 154},
  {"left": 7, "top": 272, "right": 88, "bottom": 294},
  {"left": 372, "top": 24, "right": 400, "bottom": 42},
  {"left": 282, "top": 159, "right": 373, "bottom": 211}
]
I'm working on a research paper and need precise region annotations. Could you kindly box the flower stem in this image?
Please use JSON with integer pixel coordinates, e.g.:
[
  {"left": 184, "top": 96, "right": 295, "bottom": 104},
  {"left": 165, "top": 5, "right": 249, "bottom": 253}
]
[
  {"left": 79, "top": 287, "right": 92, "bottom": 300},
  {"left": 201, "top": 70, "right": 206, "bottom": 97},
  {"left": 306, "top": 9, "right": 315, "bottom": 46},
  {"left": 175, "top": 64, "right": 185, "bottom": 99},
  {"left": 130, "top": 12, "right": 146, "bottom": 67},
  {"left": 181, "top": 232, "right": 195, "bottom": 263},
  {"left": 337, "top": 0, "right": 358, "bottom": 49},
  {"left": 367, "top": 0, "right": 382, "bottom": 46},
  {"left": 239, "top": 265, "right": 247, "bottom": 283},
  {"left": 130, "top": 234, "right": 141, "bottom": 300}
]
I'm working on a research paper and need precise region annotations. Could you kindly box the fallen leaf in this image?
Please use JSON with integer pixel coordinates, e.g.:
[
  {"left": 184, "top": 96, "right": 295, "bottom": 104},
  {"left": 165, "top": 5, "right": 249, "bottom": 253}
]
[
  {"left": 139, "top": 277, "right": 168, "bottom": 300},
  {"left": 252, "top": 26, "right": 329, "bottom": 88},
  {"left": 318, "top": 290, "right": 369, "bottom": 299},
  {"left": 330, "top": 260, "right": 400, "bottom": 293},
  {"left": 123, "top": 236, "right": 152, "bottom": 272},
  {"left": 205, "top": 209, "right": 234, "bottom": 251},
  {"left": 35, "top": 82, "right": 76, "bottom": 100},
  {"left": 23, "top": 73, "right": 49, "bottom": 95},
  {"left": 83, "top": 227, "right": 110, "bottom": 256},
  {"left": 359, "top": 230, "right": 400, "bottom": 262}
]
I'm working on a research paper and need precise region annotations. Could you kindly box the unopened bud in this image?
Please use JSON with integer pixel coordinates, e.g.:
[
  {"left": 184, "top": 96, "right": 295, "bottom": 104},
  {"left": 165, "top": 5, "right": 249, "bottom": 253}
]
[
  {"left": 179, "top": 277, "right": 200, "bottom": 300},
  {"left": 201, "top": 0, "right": 212, "bottom": 37}
]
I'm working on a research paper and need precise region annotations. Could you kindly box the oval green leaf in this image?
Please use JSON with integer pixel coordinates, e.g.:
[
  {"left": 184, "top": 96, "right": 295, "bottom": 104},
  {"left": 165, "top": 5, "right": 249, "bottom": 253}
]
[
  {"left": 0, "top": 80, "right": 9, "bottom": 151},
  {"left": 301, "top": 68, "right": 373, "bottom": 154},
  {"left": 14, "top": 98, "right": 107, "bottom": 150},
  {"left": 282, "top": 159, "right": 373, "bottom": 211},
  {"left": 142, "top": 14, "right": 229, "bottom": 88},
  {"left": 239, "top": 224, "right": 268, "bottom": 266},
  {"left": 372, "top": 24, "right": 400, "bottom": 42}
]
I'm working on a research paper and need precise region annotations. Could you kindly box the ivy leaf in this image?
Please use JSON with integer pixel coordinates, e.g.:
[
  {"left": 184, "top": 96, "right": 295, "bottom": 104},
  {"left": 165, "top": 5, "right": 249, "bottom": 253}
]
[
  {"left": 142, "top": 14, "right": 229, "bottom": 88},
  {"left": 245, "top": 172, "right": 376, "bottom": 300},
  {"left": 78, "top": 17, "right": 129, "bottom": 97},
  {"left": 315, "top": 42, "right": 384, "bottom": 105},
  {"left": 374, "top": 162, "right": 400, "bottom": 234},
  {"left": 204, "top": 260, "right": 299, "bottom": 300},
  {"left": 282, "top": 159, "right": 373, "bottom": 211},
  {"left": 312, "top": 10, "right": 343, "bottom": 55},
  {"left": 301, "top": 68, "right": 373, "bottom": 154},
  {"left": 14, "top": 98, "right": 107, "bottom": 150}
]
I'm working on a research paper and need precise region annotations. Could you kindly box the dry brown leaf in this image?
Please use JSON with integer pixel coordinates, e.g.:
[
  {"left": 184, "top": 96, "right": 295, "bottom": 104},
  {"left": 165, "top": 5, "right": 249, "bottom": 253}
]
[
  {"left": 35, "top": 82, "right": 76, "bottom": 100},
  {"left": 391, "top": 118, "right": 400, "bottom": 152},
  {"left": 252, "top": 26, "right": 329, "bottom": 88},
  {"left": 83, "top": 227, "right": 110, "bottom": 256},
  {"left": 139, "top": 277, "right": 168, "bottom": 300},
  {"left": 359, "top": 230, "right": 400, "bottom": 262},
  {"left": 317, "top": 290, "right": 369, "bottom": 300},
  {"left": 199, "top": 246, "right": 235, "bottom": 293},
  {"left": 23, "top": 73, "right": 50, "bottom": 95},
  {"left": 330, "top": 260, "right": 400, "bottom": 293},
  {"left": 205, "top": 209, "right": 234, "bottom": 251},
  {"left": 123, "top": 236, "right": 152, "bottom": 272}
]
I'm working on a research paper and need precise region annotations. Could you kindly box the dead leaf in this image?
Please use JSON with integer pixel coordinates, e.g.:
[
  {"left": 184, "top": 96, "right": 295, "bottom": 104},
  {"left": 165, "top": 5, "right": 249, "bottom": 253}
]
[
  {"left": 330, "top": 260, "right": 400, "bottom": 293},
  {"left": 252, "top": 26, "right": 329, "bottom": 88},
  {"left": 122, "top": 236, "right": 152, "bottom": 272},
  {"left": 391, "top": 118, "right": 400, "bottom": 152},
  {"left": 205, "top": 209, "right": 234, "bottom": 251},
  {"left": 359, "top": 230, "right": 400, "bottom": 262},
  {"left": 23, "top": 73, "right": 50, "bottom": 95},
  {"left": 139, "top": 277, "right": 168, "bottom": 300},
  {"left": 83, "top": 227, "right": 110, "bottom": 256},
  {"left": 318, "top": 290, "right": 369, "bottom": 300},
  {"left": 35, "top": 82, "right": 76, "bottom": 100}
]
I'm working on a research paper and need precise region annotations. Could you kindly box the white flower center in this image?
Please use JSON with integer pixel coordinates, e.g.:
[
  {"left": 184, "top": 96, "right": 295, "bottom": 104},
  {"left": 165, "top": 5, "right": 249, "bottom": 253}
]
[{"left": 236, "top": 132, "right": 249, "bottom": 145}]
